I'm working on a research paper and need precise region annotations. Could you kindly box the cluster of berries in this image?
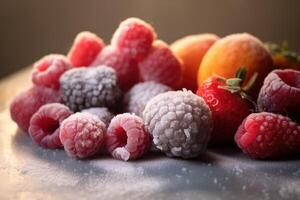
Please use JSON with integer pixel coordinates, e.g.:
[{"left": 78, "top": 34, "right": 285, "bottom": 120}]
[{"left": 9, "top": 17, "right": 300, "bottom": 161}]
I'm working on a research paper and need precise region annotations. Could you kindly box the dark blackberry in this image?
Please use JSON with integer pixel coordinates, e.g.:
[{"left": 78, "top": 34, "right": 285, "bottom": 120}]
[
  {"left": 124, "top": 81, "right": 172, "bottom": 117},
  {"left": 60, "top": 65, "right": 122, "bottom": 111}
]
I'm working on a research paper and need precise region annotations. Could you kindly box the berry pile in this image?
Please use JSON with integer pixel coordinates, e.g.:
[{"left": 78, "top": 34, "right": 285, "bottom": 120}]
[{"left": 9, "top": 17, "right": 300, "bottom": 161}]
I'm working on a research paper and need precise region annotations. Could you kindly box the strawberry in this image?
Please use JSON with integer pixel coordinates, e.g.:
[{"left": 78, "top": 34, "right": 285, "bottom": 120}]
[
  {"left": 196, "top": 68, "right": 256, "bottom": 143},
  {"left": 235, "top": 112, "right": 300, "bottom": 159},
  {"left": 266, "top": 41, "right": 300, "bottom": 70}
]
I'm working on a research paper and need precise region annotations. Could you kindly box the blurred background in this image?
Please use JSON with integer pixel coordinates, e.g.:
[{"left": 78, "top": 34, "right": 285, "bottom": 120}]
[{"left": 0, "top": 0, "right": 299, "bottom": 78}]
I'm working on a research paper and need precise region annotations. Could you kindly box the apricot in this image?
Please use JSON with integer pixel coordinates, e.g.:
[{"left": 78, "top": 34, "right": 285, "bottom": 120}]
[
  {"left": 171, "top": 34, "right": 219, "bottom": 91},
  {"left": 198, "top": 33, "right": 274, "bottom": 99}
]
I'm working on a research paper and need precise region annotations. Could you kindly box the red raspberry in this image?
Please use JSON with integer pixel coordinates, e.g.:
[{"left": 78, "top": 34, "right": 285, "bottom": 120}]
[
  {"left": 91, "top": 46, "right": 139, "bottom": 91},
  {"left": 59, "top": 113, "right": 106, "bottom": 159},
  {"left": 196, "top": 76, "right": 252, "bottom": 143},
  {"left": 105, "top": 113, "right": 150, "bottom": 161},
  {"left": 10, "top": 86, "right": 61, "bottom": 133},
  {"left": 32, "top": 54, "right": 72, "bottom": 90},
  {"left": 138, "top": 40, "right": 183, "bottom": 89},
  {"left": 235, "top": 112, "right": 300, "bottom": 159},
  {"left": 68, "top": 31, "right": 105, "bottom": 67},
  {"left": 257, "top": 69, "right": 300, "bottom": 123},
  {"left": 29, "top": 103, "right": 73, "bottom": 149},
  {"left": 111, "top": 18, "right": 156, "bottom": 61}
]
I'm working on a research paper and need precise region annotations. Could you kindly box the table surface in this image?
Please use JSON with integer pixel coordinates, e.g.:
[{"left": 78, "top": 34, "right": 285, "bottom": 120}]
[{"left": 0, "top": 68, "right": 300, "bottom": 200}]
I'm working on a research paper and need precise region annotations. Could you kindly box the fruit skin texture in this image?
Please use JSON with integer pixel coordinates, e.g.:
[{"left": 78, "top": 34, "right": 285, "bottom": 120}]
[
  {"left": 91, "top": 46, "right": 139, "bottom": 91},
  {"left": 235, "top": 112, "right": 300, "bottom": 159},
  {"left": 198, "top": 33, "right": 273, "bottom": 99},
  {"left": 32, "top": 54, "right": 72, "bottom": 90},
  {"left": 10, "top": 86, "right": 61, "bottom": 133},
  {"left": 29, "top": 103, "right": 73, "bottom": 149},
  {"left": 60, "top": 65, "right": 122, "bottom": 112},
  {"left": 138, "top": 40, "right": 183, "bottom": 89},
  {"left": 68, "top": 31, "right": 105, "bottom": 67},
  {"left": 143, "top": 90, "right": 212, "bottom": 159},
  {"left": 196, "top": 77, "right": 252, "bottom": 143},
  {"left": 111, "top": 17, "right": 156, "bottom": 61},
  {"left": 171, "top": 34, "right": 219, "bottom": 91},
  {"left": 272, "top": 54, "right": 300, "bottom": 70},
  {"left": 81, "top": 107, "right": 114, "bottom": 127},
  {"left": 59, "top": 113, "right": 106, "bottom": 159},
  {"left": 257, "top": 69, "right": 300, "bottom": 123},
  {"left": 105, "top": 113, "right": 151, "bottom": 161},
  {"left": 124, "top": 81, "right": 172, "bottom": 117}
]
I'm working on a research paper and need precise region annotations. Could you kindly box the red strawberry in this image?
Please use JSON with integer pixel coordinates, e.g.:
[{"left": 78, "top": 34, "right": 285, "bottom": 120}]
[
  {"left": 235, "top": 112, "right": 300, "bottom": 159},
  {"left": 196, "top": 68, "right": 255, "bottom": 143}
]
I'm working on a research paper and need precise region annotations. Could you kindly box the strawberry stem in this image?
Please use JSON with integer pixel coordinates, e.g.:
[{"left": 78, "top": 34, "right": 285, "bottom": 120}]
[
  {"left": 242, "top": 72, "right": 258, "bottom": 91},
  {"left": 266, "top": 41, "right": 300, "bottom": 63},
  {"left": 214, "top": 67, "right": 258, "bottom": 110}
]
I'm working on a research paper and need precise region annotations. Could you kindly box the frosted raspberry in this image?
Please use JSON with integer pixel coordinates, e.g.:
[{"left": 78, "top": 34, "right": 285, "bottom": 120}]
[
  {"left": 143, "top": 90, "right": 212, "bottom": 159},
  {"left": 105, "top": 113, "right": 151, "bottom": 161},
  {"left": 29, "top": 103, "right": 73, "bottom": 149},
  {"left": 10, "top": 86, "right": 61, "bottom": 132},
  {"left": 138, "top": 40, "right": 183, "bottom": 89},
  {"left": 91, "top": 46, "right": 139, "bottom": 91},
  {"left": 257, "top": 69, "right": 300, "bottom": 123},
  {"left": 124, "top": 81, "right": 172, "bottom": 117},
  {"left": 32, "top": 54, "right": 72, "bottom": 90},
  {"left": 68, "top": 31, "right": 105, "bottom": 67},
  {"left": 235, "top": 112, "right": 300, "bottom": 159},
  {"left": 59, "top": 113, "right": 106, "bottom": 159},
  {"left": 60, "top": 65, "right": 122, "bottom": 111},
  {"left": 111, "top": 18, "right": 156, "bottom": 61},
  {"left": 81, "top": 107, "right": 114, "bottom": 127}
]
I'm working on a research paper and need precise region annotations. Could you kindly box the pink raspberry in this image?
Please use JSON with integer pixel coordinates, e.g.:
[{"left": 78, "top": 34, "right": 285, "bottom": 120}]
[
  {"left": 10, "top": 86, "right": 61, "bottom": 133},
  {"left": 138, "top": 40, "right": 183, "bottom": 89},
  {"left": 68, "top": 31, "right": 105, "bottom": 67},
  {"left": 105, "top": 113, "right": 150, "bottom": 161},
  {"left": 32, "top": 54, "right": 72, "bottom": 90},
  {"left": 235, "top": 112, "right": 300, "bottom": 159},
  {"left": 29, "top": 103, "right": 73, "bottom": 149},
  {"left": 111, "top": 18, "right": 156, "bottom": 61},
  {"left": 59, "top": 113, "right": 106, "bottom": 159},
  {"left": 91, "top": 46, "right": 139, "bottom": 91},
  {"left": 257, "top": 69, "right": 300, "bottom": 123}
]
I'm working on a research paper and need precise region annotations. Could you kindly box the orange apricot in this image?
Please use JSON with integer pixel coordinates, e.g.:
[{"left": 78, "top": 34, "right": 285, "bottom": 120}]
[
  {"left": 171, "top": 34, "right": 219, "bottom": 91},
  {"left": 198, "top": 33, "right": 274, "bottom": 99}
]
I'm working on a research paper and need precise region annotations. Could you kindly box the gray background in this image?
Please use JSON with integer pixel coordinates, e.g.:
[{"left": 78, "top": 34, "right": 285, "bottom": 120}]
[{"left": 0, "top": 0, "right": 300, "bottom": 78}]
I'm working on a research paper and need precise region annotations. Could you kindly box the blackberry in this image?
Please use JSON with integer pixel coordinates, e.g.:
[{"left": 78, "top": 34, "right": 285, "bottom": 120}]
[
  {"left": 60, "top": 65, "right": 122, "bottom": 111},
  {"left": 143, "top": 90, "right": 212, "bottom": 159},
  {"left": 124, "top": 81, "right": 172, "bottom": 117}
]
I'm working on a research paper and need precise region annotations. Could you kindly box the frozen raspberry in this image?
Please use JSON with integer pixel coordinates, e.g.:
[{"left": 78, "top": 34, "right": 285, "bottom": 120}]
[
  {"left": 235, "top": 112, "right": 300, "bottom": 159},
  {"left": 111, "top": 18, "right": 156, "bottom": 61},
  {"left": 124, "top": 81, "right": 172, "bottom": 117},
  {"left": 10, "top": 86, "right": 61, "bottom": 133},
  {"left": 91, "top": 46, "right": 139, "bottom": 91},
  {"left": 68, "top": 31, "right": 105, "bottom": 67},
  {"left": 29, "top": 103, "right": 73, "bottom": 149},
  {"left": 32, "top": 54, "right": 72, "bottom": 90},
  {"left": 81, "top": 107, "right": 114, "bottom": 127},
  {"left": 138, "top": 40, "right": 183, "bottom": 89},
  {"left": 257, "top": 69, "right": 300, "bottom": 123},
  {"left": 60, "top": 65, "right": 122, "bottom": 112},
  {"left": 59, "top": 113, "right": 106, "bottom": 159},
  {"left": 143, "top": 90, "right": 212, "bottom": 159},
  {"left": 105, "top": 113, "right": 151, "bottom": 161}
]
